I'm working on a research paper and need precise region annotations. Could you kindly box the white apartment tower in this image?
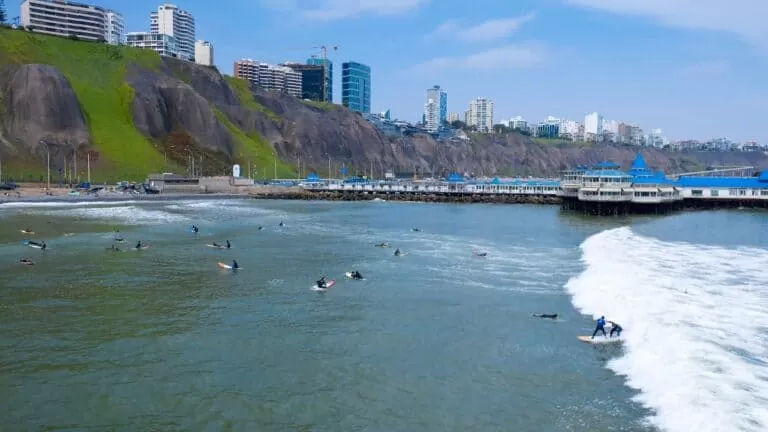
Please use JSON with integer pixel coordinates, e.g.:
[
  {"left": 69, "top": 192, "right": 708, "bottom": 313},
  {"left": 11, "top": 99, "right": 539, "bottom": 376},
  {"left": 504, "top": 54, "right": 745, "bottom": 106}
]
[
  {"left": 423, "top": 99, "right": 439, "bottom": 133},
  {"left": 467, "top": 97, "right": 494, "bottom": 133},
  {"left": 20, "top": 0, "right": 124, "bottom": 44},
  {"left": 150, "top": 4, "right": 195, "bottom": 61},
  {"left": 233, "top": 59, "right": 302, "bottom": 98},
  {"left": 194, "top": 40, "right": 214, "bottom": 66},
  {"left": 584, "top": 112, "right": 603, "bottom": 141}
]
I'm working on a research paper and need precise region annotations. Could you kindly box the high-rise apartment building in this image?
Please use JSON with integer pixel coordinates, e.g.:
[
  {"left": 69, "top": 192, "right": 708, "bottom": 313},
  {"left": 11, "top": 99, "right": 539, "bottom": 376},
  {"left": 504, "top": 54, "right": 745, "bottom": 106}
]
[
  {"left": 447, "top": 112, "right": 459, "bottom": 123},
  {"left": 341, "top": 62, "right": 371, "bottom": 114},
  {"left": 233, "top": 59, "right": 302, "bottom": 98},
  {"left": 20, "top": 0, "right": 124, "bottom": 44},
  {"left": 126, "top": 32, "right": 177, "bottom": 57},
  {"left": 307, "top": 57, "right": 333, "bottom": 103},
  {"left": 105, "top": 11, "right": 124, "bottom": 44},
  {"left": 194, "top": 40, "right": 213, "bottom": 66},
  {"left": 467, "top": 97, "right": 494, "bottom": 133},
  {"left": 424, "top": 99, "right": 439, "bottom": 133},
  {"left": 150, "top": 4, "right": 195, "bottom": 61},
  {"left": 283, "top": 63, "right": 326, "bottom": 101},
  {"left": 584, "top": 112, "right": 603, "bottom": 141},
  {"left": 509, "top": 116, "right": 527, "bottom": 130},
  {"left": 425, "top": 85, "right": 447, "bottom": 125}
]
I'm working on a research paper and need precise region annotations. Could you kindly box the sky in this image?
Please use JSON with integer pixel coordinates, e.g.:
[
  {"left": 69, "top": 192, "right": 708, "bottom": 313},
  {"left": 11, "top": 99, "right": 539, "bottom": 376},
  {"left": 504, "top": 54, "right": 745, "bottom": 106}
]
[{"left": 55, "top": 0, "right": 768, "bottom": 142}]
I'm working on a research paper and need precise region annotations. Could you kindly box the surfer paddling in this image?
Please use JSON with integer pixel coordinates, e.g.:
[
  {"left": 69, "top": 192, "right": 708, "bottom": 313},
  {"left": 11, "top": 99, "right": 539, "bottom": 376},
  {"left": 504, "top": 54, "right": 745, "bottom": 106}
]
[{"left": 533, "top": 313, "right": 558, "bottom": 320}]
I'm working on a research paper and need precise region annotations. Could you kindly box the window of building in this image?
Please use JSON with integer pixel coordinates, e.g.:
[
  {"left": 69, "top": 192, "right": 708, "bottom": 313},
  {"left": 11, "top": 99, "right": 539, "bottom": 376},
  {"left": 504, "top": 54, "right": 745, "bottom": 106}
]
[
  {"left": 710, "top": 189, "right": 719, "bottom": 197},
  {"left": 691, "top": 190, "right": 703, "bottom": 197}
]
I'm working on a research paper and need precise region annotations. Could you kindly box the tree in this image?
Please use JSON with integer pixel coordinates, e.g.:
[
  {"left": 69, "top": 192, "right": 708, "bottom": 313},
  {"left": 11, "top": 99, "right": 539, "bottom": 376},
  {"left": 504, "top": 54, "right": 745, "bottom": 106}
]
[
  {"left": 450, "top": 120, "right": 466, "bottom": 130},
  {"left": 493, "top": 124, "right": 511, "bottom": 134},
  {"left": 0, "top": 0, "right": 7, "bottom": 24}
]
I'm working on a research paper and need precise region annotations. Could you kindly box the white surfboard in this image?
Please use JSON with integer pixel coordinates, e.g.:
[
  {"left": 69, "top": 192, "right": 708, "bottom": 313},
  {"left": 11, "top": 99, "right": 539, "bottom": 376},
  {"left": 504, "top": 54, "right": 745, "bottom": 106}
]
[{"left": 577, "top": 335, "right": 622, "bottom": 344}]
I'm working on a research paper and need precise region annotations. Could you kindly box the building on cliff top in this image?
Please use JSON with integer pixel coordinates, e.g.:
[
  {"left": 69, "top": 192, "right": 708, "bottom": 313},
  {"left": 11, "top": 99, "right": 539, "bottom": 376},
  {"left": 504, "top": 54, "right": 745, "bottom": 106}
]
[
  {"left": 307, "top": 57, "right": 333, "bottom": 103},
  {"left": 282, "top": 63, "right": 326, "bottom": 102},
  {"left": 20, "top": 0, "right": 124, "bottom": 44},
  {"left": 234, "top": 59, "right": 302, "bottom": 98},
  {"left": 342, "top": 61, "right": 371, "bottom": 114},
  {"left": 150, "top": 3, "right": 195, "bottom": 61},
  {"left": 194, "top": 40, "right": 213, "bottom": 66},
  {"left": 126, "top": 32, "right": 177, "bottom": 58}
]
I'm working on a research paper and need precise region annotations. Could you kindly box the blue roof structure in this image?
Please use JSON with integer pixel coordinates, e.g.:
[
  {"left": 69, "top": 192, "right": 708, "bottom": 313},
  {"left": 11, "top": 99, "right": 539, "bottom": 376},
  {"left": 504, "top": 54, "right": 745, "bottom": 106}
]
[
  {"left": 678, "top": 176, "right": 768, "bottom": 189},
  {"left": 305, "top": 172, "right": 321, "bottom": 182},
  {"left": 446, "top": 173, "right": 464, "bottom": 183},
  {"left": 343, "top": 176, "right": 368, "bottom": 183}
]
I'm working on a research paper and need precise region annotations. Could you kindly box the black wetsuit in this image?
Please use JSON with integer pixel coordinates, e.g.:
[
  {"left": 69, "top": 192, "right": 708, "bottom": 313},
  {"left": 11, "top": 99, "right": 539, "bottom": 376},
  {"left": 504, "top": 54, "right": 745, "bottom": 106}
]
[
  {"left": 534, "top": 314, "right": 558, "bottom": 319},
  {"left": 226, "top": 241, "right": 231, "bottom": 249},
  {"left": 609, "top": 321, "right": 623, "bottom": 337}
]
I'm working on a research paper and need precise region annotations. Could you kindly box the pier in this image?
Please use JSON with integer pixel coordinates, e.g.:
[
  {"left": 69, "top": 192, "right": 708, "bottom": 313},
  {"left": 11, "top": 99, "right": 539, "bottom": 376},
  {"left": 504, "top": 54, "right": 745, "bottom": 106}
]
[{"left": 558, "top": 154, "right": 768, "bottom": 215}]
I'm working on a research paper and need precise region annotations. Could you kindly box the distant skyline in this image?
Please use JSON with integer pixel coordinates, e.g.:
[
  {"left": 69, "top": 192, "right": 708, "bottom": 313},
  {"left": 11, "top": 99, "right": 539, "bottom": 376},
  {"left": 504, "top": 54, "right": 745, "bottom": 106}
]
[{"left": 44, "top": 0, "right": 768, "bottom": 143}]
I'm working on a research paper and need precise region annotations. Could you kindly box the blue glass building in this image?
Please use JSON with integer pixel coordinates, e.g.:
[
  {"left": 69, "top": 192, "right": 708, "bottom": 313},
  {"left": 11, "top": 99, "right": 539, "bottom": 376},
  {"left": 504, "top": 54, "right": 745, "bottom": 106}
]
[
  {"left": 342, "top": 61, "right": 371, "bottom": 114},
  {"left": 307, "top": 57, "right": 333, "bottom": 102}
]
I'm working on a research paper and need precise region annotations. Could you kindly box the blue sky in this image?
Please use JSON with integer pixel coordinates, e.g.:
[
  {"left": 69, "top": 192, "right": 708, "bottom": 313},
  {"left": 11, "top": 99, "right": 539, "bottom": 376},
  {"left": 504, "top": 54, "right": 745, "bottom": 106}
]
[{"left": 75, "top": 1, "right": 767, "bottom": 142}]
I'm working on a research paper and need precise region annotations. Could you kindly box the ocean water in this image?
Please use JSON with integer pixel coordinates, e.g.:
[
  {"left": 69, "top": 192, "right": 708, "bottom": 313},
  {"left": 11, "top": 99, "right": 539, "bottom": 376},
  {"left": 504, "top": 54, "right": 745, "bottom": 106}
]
[{"left": 0, "top": 199, "right": 765, "bottom": 431}]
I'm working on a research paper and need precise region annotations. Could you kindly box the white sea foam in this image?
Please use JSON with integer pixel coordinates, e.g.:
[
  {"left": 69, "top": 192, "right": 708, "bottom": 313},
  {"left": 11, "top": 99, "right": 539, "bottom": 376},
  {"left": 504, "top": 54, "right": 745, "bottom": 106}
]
[
  {"left": 0, "top": 200, "right": 140, "bottom": 208},
  {"left": 34, "top": 205, "right": 188, "bottom": 225},
  {"left": 566, "top": 227, "right": 768, "bottom": 432}
]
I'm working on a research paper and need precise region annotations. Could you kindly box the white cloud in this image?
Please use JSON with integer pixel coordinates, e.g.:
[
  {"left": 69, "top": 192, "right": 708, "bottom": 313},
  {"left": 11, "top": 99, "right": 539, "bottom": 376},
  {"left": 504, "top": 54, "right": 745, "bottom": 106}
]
[
  {"left": 407, "top": 43, "right": 546, "bottom": 73},
  {"left": 678, "top": 60, "right": 730, "bottom": 78},
  {"left": 564, "top": 0, "right": 768, "bottom": 50},
  {"left": 428, "top": 13, "right": 535, "bottom": 42},
  {"left": 262, "top": 0, "right": 430, "bottom": 21}
]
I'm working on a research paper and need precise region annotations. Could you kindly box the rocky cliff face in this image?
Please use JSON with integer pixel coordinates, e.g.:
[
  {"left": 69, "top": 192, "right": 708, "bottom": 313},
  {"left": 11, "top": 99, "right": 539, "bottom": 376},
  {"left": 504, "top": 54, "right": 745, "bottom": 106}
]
[
  {"left": 0, "top": 64, "right": 90, "bottom": 164},
  {"left": 0, "top": 40, "right": 766, "bottom": 180}
]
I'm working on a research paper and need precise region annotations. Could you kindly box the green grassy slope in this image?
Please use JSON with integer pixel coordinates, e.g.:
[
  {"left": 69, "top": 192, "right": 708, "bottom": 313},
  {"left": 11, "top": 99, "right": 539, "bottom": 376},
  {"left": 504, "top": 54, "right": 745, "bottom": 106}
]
[
  {"left": 0, "top": 27, "right": 172, "bottom": 182},
  {"left": 0, "top": 28, "right": 294, "bottom": 182}
]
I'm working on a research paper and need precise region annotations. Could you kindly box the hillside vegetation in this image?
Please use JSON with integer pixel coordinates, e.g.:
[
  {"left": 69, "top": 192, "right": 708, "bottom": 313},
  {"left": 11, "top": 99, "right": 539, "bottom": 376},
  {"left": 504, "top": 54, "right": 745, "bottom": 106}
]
[{"left": 1, "top": 27, "right": 767, "bottom": 183}]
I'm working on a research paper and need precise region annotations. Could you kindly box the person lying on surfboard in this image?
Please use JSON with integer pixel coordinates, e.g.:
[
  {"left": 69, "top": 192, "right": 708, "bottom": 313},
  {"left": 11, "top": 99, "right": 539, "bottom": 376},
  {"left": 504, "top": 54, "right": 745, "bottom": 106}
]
[
  {"left": 19, "top": 258, "right": 34, "bottom": 265},
  {"left": 591, "top": 316, "right": 607, "bottom": 339},
  {"left": 608, "top": 321, "right": 623, "bottom": 338},
  {"left": 533, "top": 313, "right": 558, "bottom": 319},
  {"left": 351, "top": 271, "right": 363, "bottom": 280}
]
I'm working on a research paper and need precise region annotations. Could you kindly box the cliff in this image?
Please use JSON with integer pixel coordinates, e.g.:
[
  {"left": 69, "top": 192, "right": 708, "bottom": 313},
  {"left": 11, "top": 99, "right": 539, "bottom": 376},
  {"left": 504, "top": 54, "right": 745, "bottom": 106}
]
[{"left": 0, "top": 27, "right": 766, "bottom": 182}]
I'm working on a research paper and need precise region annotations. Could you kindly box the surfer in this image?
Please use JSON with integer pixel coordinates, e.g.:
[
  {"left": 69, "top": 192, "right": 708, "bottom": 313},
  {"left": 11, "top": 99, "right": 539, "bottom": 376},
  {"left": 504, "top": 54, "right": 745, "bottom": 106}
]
[
  {"left": 40, "top": 241, "right": 47, "bottom": 251},
  {"left": 533, "top": 313, "right": 558, "bottom": 320},
  {"left": 412, "top": 228, "right": 420, "bottom": 232},
  {"left": 232, "top": 260, "right": 239, "bottom": 270},
  {"left": 278, "top": 221, "right": 284, "bottom": 227},
  {"left": 19, "top": 258, "right": 33, "bottom": 265},
  {"left": 351, "top": 271, "right": 363, "bottom": 280},
  {"left": 608, "top": 321, "right": 623, "bottom": 338},
  {"left": 591, "top": 316, "right": 607, "bottom": 339},
  {"left": 22, "top": 228, "right": 33, "bottom": 234},
  {"left": 226, "top": 240, "right": 231, "bottom": 249},
  {"left": 375, "top": 242, "right": 389, "bottom": 247},
  {"left": 394, "top": 248, "right": 401, "bottom": 256},
  {"left": 135, "top": 240, "right": 142, "bottom": 249},
  {"left": 316, "top": 276, "right": 327, "bottom": 288},
  {"left": 191, "top": 225, "right": 199, "bottom": 233},
  {"left": 257, "top": 226, "right": 264, "bottom": 230}
]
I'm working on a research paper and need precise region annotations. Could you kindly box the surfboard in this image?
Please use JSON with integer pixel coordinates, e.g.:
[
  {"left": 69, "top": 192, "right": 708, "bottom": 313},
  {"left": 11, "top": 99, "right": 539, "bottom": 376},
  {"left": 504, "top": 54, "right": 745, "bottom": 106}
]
[
  {"left": 311, "top": 280, "right": 335, "bottom": 291},
  {"left": 345, "top": 272, "right": 364, "bottom": 280},
  {"left": 207, "top": 244, "right": 225, "bottom": 249},
  {"left": 24, "top": 242, "right": 43, "bottom": 249},
  {"left": 20, "top": 230, "right": 35, "bottom": 235},
  {"left": 577, "top": 335, "right": 622, "bottom": 344},
  {"left": 19, "top": 261, "right": 34, "bottom": 265},
  {"left": 132, "top": 245, "right": 151, "bottom": 250}
]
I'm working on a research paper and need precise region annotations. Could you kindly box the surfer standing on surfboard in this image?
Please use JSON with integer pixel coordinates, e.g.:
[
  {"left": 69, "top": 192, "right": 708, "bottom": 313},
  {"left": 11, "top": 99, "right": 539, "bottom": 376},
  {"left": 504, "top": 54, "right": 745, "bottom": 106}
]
[{"left": 591, "top": 316, "right": 607, "bottom": 339}]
